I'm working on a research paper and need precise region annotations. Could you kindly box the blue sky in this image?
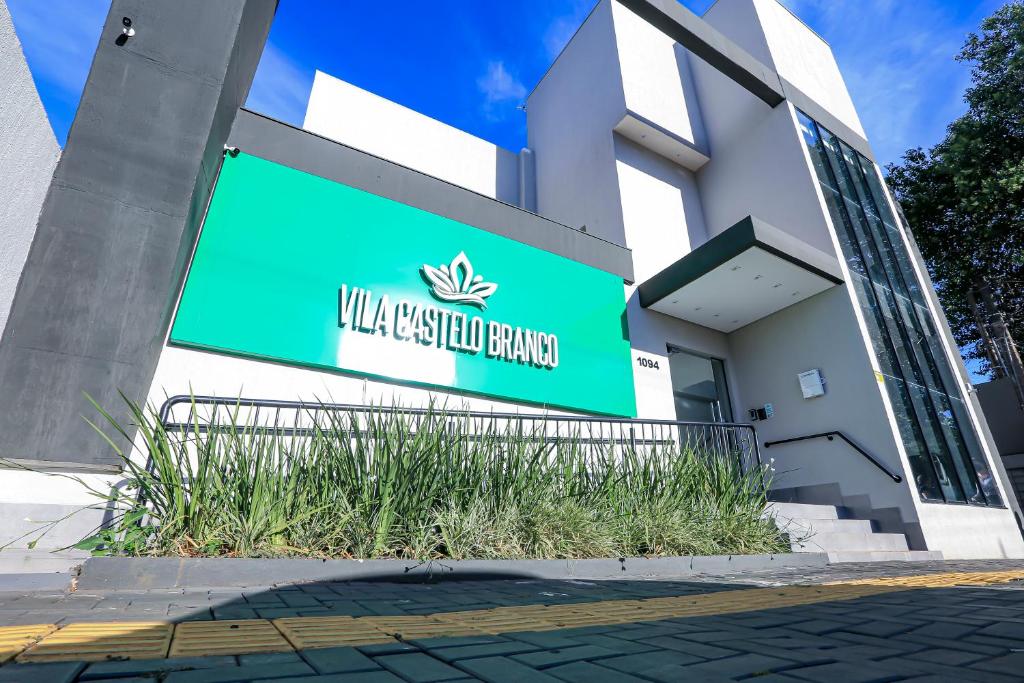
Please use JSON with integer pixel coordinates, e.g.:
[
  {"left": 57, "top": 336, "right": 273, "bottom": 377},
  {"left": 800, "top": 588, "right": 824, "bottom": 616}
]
[
  {"left": 7, "top": 0, "right": 1001, "bottom": 167},
  {"left": 5, "top": 0, "right": 1000, "bottom": 378}
]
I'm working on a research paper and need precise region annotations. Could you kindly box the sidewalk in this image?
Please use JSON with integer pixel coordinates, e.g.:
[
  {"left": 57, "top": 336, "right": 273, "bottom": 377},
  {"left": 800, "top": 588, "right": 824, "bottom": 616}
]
[{"left": 0, "top": 559, "right": 1022, "bottom": 682}]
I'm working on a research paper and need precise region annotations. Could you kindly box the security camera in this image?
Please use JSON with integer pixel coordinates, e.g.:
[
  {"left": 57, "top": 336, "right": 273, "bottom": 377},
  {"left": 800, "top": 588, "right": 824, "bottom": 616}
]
[{"left": 121, "top": 17, "right": 135, "bottom": 38}]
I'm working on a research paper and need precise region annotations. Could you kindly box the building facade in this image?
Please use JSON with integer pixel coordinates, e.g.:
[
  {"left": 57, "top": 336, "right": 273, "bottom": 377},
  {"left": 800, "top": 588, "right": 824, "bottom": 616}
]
[
  {"left": 977, "top": 377, "right": 1024, "bottom": 508},
  {"left": 1, "top": 0, "right": 1022, "bottom": 560}
]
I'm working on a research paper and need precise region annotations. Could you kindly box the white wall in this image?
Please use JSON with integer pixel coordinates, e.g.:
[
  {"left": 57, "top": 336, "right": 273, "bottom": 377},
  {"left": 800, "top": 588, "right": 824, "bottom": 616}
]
[
  {"left": 917, "top": 503, "right": 1024, "bottom": 560},
  {"left": 686, "top": 41, "right": 770, "bottom": 176},
  {"left": 146, "top": 346, "right": 583, "bottom": 420},
  {"left": 0, "top": 0, "right": 59, "bottom": 338},
  {"left": 304, "top": 71, "right": 520, "bottom": 204},
  {"left": 696, "top": 102, "right": 837, "bottom": 256},
  {"left": 702, "top": 0, "right": 773, "bottom": 67},
  {"left": 705, "top": 0, "right": 865, "bottom": 139},
  {"left": 614, "top": 135, "right": 707, "bottom": 282},
  {"left": 0, "top": 468, "right": 118, "bottom": 549},
  {"left": 527, "top": 0, "right": 628, "bottom": 244},
  {"left": 754, "top": 0, "right": 865, "bottom": 139},
  {"left": 728, "top": 286, "right": 916, "bottom": 516},
  {"left": 610, "top": 1, "right": 708, "bottom": 155},
  {"left": 612, "top": 132, "right": 727, "bottom": 422},
  {"left": 727, "top": 276, "right": 1024, "bottom": 559},
  {"left": 626, "top": 297, "right": 731, "bottom": 422}
]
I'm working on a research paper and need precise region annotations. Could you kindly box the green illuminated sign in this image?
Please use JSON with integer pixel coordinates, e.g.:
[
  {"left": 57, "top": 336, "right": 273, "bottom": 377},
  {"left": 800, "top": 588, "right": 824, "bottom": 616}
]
[{"left": 171, "top": 152, "right": 636, "bottom": 416}]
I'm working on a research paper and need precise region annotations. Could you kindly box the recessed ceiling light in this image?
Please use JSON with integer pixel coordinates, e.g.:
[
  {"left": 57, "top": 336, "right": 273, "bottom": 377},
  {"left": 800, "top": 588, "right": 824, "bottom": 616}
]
[
  {"left": 730, "top": 265, "right": 742, "bottom": 271},
  {"left": 753, "top": 275, "right": 763, "bottom": 280},
  {"left": 772, "top": 283, "right": 782, "bottom": 288}
]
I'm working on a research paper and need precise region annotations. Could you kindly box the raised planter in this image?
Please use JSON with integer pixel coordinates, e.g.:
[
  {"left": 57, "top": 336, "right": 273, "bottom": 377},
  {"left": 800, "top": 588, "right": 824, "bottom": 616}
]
[{"left": 75, "top": 553, "right": 828, "bottom": 590}]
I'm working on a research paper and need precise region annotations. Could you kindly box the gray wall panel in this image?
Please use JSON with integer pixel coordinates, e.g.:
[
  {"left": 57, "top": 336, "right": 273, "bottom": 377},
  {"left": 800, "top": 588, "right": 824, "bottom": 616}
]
[
  {"left": 0, "top": 1, "right": 276, "bottom": 465},
  {"left": 227, "top": 110, "right": 635, "bottom": 282}
]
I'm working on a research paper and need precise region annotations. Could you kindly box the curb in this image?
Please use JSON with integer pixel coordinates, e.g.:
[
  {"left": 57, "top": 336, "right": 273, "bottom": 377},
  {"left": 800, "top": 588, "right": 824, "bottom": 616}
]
[
  {"left": 0, "top": 572, "right": 76, "bottom": 593},
  {"left": 75, "top": 553, "right": 830, "bottom": 590}
]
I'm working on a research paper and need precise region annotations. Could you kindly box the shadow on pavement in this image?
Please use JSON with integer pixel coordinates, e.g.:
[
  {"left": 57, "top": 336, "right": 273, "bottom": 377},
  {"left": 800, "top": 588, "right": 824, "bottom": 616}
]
[{"left": 0, "top": 564, "right": 1023, "bottom": 682}]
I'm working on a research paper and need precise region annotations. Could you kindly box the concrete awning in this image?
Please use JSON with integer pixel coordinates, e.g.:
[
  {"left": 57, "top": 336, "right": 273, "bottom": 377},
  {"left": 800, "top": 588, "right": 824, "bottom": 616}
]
[{"left": 638, "top": 216, "right": 843, "bottom": 333}]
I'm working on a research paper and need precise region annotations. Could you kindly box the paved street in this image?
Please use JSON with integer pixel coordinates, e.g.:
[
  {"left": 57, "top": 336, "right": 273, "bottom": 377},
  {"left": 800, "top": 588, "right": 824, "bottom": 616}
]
[{"left": 0, "top": 560, "right": 1022, "bottom": 682}]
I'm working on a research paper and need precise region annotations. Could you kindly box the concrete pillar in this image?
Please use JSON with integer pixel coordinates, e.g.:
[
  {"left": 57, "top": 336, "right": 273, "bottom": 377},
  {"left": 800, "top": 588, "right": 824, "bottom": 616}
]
[{"left": 0, "top": 0, "right": 277, "bottom": 466}]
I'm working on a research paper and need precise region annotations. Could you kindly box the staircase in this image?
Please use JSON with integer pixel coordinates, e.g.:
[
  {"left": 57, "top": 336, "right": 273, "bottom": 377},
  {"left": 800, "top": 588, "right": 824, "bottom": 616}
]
[{"left": 768, "top": 501, "right": 942, "bottom": 563}]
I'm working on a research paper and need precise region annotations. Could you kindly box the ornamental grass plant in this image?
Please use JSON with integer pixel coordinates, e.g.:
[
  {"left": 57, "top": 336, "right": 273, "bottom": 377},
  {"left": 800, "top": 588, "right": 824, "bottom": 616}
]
[{"left": 72, "top": 395, "right": 786, "bottom": 559}]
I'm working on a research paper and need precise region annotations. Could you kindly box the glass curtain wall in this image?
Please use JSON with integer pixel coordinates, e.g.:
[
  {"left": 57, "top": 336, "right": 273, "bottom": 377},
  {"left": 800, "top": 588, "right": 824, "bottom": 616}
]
[{"left": 798, "top": 111, "right": 1001, "bottom": 507}]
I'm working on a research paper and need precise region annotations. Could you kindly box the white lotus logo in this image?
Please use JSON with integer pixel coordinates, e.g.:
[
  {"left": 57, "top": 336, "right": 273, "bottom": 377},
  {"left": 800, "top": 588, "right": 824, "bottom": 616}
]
[{"left": 421, "top": 251, "right": 498, "bottom": 309}]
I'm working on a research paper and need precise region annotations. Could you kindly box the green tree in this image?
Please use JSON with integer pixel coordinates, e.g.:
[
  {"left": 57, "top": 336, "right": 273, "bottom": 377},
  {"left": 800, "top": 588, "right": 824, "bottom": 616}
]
[{"left": 886, "top": 2, "right": 1024, "bottom": 376}]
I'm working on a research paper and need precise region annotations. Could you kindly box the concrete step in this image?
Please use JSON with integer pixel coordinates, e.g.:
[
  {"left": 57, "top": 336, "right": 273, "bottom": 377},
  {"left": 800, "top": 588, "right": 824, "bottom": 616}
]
[
  {"left": 766, "top": 494, "right": 928, "bottom": 559},
  {"left": 778, "top": 518, "right": 875, "bottom": 536},
  {"left": 766, "top": 502, "right": 839, "bottom": 521},
  {"left": 0, "top": 549, "right": 90, "bottom": 574},
  {"left": 793, "top": 532, "right": 909, "bottom": 553},
  {"left": 0, "top": 502, "right": 105, "bottom": 550},
  {"left": 827, "top": 550, "right": 944, "bottom": 563}
]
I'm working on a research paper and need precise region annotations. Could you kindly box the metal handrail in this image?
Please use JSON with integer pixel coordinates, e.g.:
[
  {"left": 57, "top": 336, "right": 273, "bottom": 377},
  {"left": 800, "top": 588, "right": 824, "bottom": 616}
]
[
  {"left": 157, "top": 395, "right": 763, "bottom": 474},
  {"left": 763, "top": 430, "right": 902, "bottom": 483},
  {"left": 158, "top": 395, "right": 755, "bottom": 429}
]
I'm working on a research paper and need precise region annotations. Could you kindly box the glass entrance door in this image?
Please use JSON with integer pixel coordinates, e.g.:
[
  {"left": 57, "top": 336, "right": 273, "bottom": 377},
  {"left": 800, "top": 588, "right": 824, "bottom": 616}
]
[{"left": 668, "top": 347, "right": 733, "bottom": 423}]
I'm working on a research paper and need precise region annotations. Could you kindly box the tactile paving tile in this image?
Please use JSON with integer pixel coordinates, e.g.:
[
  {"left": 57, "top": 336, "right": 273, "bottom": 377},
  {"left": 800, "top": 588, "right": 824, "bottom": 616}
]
[
  {"left": 573, "top": 584, "right": 902, "bottom": 623},
  {"left": 362, "top": 616, "right": 485, "bottom": 640},
  {"left": 0, "top": 624, "right": 57, "bottom": 663},
  {"left": 282, "top": 584, "right": 905, "bottom": 643},
  {"left": 169, "top": 619, "right": 293, "bottom": 657},
  {"left": 274, "top": 616, "right": 398, "bottom": 649},
  {"left": 440, "top": 606, "right": 562, "bottom": 634},
  {"left": 17, "top": 621, "right": 172, "bottom": 663},
  {"left": 8, "top": 570, "right": 1020, "bottom": 662},
  {"left": 832, "top": 570, "right": 1024, "bottom": 588},
  {"left": 442, "top": 615, "right": 561, "bottom": 634}
]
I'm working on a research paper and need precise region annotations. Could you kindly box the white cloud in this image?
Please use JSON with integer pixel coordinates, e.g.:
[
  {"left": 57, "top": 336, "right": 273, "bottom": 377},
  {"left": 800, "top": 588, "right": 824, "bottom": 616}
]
[
  {"left": 245, "top": 41, "right": 314, "bottom": 126},
  {"left": 476, "top": 61, "right": 527, "bottom": 121}
]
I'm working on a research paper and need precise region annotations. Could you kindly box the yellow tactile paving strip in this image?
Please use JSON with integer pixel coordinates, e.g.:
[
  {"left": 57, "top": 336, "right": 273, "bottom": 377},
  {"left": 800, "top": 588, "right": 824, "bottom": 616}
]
[
  {"left": 0, "top": 624, "right": 56, "bottom": 663},
  {"left": 170, "top": 619, "right": 293, "bottom": 657},
  {"left": 16, "top": 622, "right": 172, "bottom": 663},
  {"left": 8, "top": 570, "right": 1024, "bottom": 663},
  {"left": 829, "top": 569, "right": 1024, "bottom": 588},
  {"left": 276, "top": 616, "right": 399, "bottom": 648}
]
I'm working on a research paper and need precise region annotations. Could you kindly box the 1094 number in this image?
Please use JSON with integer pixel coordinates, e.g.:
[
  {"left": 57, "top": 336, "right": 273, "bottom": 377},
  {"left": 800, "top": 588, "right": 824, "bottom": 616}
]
[{"left": 636, "top": 356, "right": 660, "bottom": 369}]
